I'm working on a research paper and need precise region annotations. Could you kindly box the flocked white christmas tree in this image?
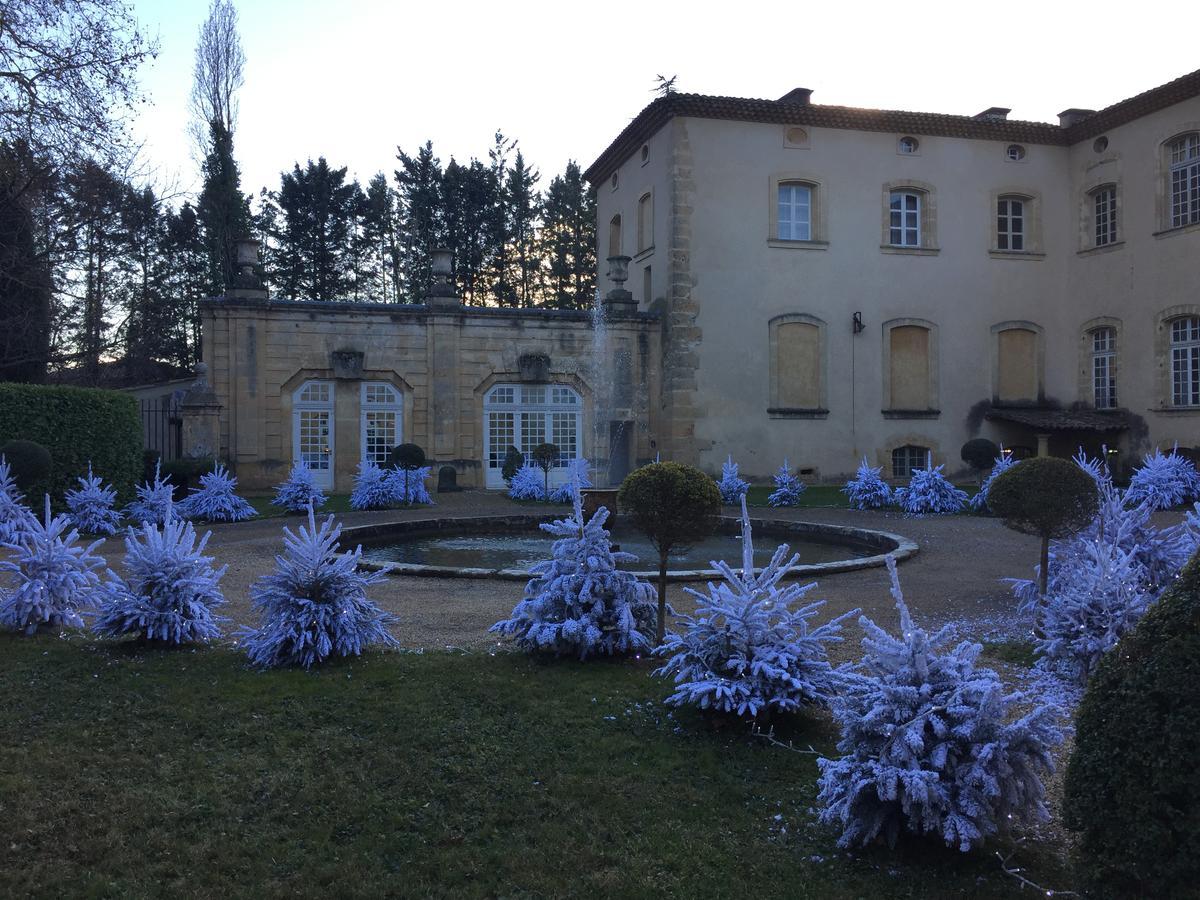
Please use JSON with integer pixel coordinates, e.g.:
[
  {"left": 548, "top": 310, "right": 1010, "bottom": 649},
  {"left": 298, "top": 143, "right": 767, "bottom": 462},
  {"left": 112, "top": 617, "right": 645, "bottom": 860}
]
[
  {"left": 92, "top": 510, "right": 228, "bottom": 645},
  {"left": 841, "top": 457, "right": 892, "bottom": 510},
  {"left": 175, "top": 463, "right": 256, "bottom": 522},
  {"left": 64, "top": 462, "right": 122, "bottom": 535},
  {"left": 240, "top": 505, "right": 399, "bottom": 668},
  {"left": 893, "top": 465, "right": 968, "bottom": 515},
  {"left": 654, "top": 496, "right": 855, "bottom": 717},
  {"left": 125, "top": 460, "right": 177, "bottom": 526},
  {"left": 816, "top": 557, "right": 1063, "bottom": 851},
  {"left": 271, "top": 458, "right": 327, "bottom": 513},
  {"left": 1124, "top": 444, "right": 1200, "bottom": 510},
  {"left": 490, "top": 491, "right": 658, "bottom": 658},
  {"left": 0, "top": 454, "right": 35, "bottom": 543},
  {"left": 385, "top": 465, "right": 433, "bottom": 505},
  {"left": 767, "top": 458, "right": 806, "bottom": 507},
  {"left": 0, "top": 496, "right": 105, "bottom": 634},
  {"left": 968, "top": 449, "right": 1016, "bottom": 512},
  {"left": 508, "top": 463, "right": 546, "bottom": 501},
  {"left": 349, "top": 459, "right": 393, "bottom": 510},
  {"left": 717, "top": 454, "right": 750, "bottom": 505},
  {"left": 548, "top": 458, "right": 592, "bottom": 503}
]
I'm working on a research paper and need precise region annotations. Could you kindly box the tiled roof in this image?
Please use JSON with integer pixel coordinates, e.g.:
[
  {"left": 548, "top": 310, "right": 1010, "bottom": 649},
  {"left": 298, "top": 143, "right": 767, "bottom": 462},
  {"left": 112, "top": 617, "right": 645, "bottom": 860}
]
[
  {"left": 584, "top": 68, "right": 1200, "bottom": 186},
  {"left": 985, "top": 407, "right": 1131, "bottom": 433}
]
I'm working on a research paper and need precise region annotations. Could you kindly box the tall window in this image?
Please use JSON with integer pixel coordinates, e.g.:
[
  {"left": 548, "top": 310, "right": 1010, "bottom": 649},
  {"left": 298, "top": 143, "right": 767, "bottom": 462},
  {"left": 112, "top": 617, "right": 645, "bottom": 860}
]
[
  {"left": 1169, "top": 133, "right": 1200, "bottom": 228},
  {"left": 1093, "top": 186, "right": 1118, "bottom": 246},
  {"left": 996, "top": 327, "right": 1040, "bottom": 402},
  {"left": 892, "top": 445, "right": 930, "bottom": 479},
  {"left": 360, "top": 382, "right": 402, "bottom": 465},
  {"left": 483, "top": 384, "right": 583, "bottom": 488},
  {"left": 997, "top": 196, "right": 1025, "bottom": 250},
  {"left": 777, "top": 183, "right": 812, "bottom": 241},
  {"left": 292, "top": 381, "right": 334, "bottom": 488},
  {"left": 637, "top": 192, "right": 653, "bottom": 252},
  {"left": 889, "top": 191, "right": 921, "bottom": 246},
  {"left": 769, "top": 315, "right": 824, "bottom": 411},
  {"left": 607, "top": 215, "right": 622, "bottom": 257},
  {"left": 888, "top": 324, "right": 932, "bottom": 410},
  {"left": 1091, "top": 328, "right": 1117, "bottom": 409},
  {"left": 1171, "top": 317, "right": 1200, "bottom": 406}
]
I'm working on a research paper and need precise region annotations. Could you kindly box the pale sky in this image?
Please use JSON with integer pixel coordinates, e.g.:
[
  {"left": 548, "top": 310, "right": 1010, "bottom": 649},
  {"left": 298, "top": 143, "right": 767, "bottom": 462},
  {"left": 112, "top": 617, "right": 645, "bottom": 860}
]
[{"left": 129, "top": 0, "right": 1190, "bottom": 200}]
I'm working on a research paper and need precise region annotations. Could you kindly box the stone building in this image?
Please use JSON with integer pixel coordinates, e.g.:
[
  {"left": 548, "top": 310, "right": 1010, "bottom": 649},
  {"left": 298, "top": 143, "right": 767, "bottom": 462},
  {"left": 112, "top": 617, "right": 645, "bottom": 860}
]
[{"left": 198, "top": 68, "right": 1200, "bottom": 491}]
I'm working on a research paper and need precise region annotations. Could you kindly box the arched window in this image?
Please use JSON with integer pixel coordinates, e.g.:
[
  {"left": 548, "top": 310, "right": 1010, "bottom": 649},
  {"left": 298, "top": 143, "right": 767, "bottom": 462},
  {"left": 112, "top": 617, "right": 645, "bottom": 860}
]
[
  {"left": 483, "top": 384, "right": 583, "bottom": 489},
  {"left": 292, "top": 380, "right": 334, "bottom": 489},
  {"left": 892, "top": 445, "right": 930, "bottom": 479},
  {"left": 885, "top": 323, "right": 935, "bottom": 411},
  {"left": 1090, "top": 327, "right": 1117, "bottom": 409},
  {"left": 996, "top": 195, "right": 1025, "bottom": 251},
  {"left": 1168, "top": 132, "right": 1200, "bottom": 228},
  {"left": 607, "top": 214, "right": 622, "bottom": 258},
  {"left": 360, "top": 382, "right": 402, "bottom": 466},
  {"left": 1171, "top": 316, "right": 1200, "bottom": 407},
  {"left": 889, "top": 190, "right": 922, "bottom": 246},
  {"left": 777, "top": 182, "right": 812, "bottom": 241},
  {"left": 769, "top": 314, "right": 826, "bottom": 413},
  {"left": 994, "top": 325, "right": 1042, "bottom": 403},
  {"left": 637, "top": 192, "right": 653, "bottom": 252}
]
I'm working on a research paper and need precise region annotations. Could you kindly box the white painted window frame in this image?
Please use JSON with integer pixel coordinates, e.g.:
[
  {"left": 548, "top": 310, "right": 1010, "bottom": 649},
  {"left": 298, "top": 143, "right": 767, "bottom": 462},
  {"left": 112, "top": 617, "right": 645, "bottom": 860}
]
[
  {"left": 360, "top": 382, "right": 403, "bottom": 466},
  {"left": 1171, "top": 317, "right": 1200, "bottom": 407},
  {"left": 482, "top": 384, "right": 584, "bottom": 489},
  {"left": 889, "top": 191, "right": 921, "bottom": 246},
  {"left": 777, "top": 183, "right": 813, "bottom": 241},
  {"left": 292, "top": 380, "right": 335, "bottom": 489},
  {"left": 1169, "top": 133, "right": 1200, "bottom": 229},
  {"left": 1091, "top": 327, "right": 1117, "bottom": 408}
]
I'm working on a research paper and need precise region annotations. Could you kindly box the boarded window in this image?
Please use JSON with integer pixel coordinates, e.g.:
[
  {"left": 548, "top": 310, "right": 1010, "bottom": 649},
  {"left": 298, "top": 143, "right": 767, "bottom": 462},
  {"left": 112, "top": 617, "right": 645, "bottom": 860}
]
[
  {"left": 997, "top": 328, "right": 1038, "bottom": 401},
  {"left": 637, "top": 193, "right": 653, "bottom": 251},
  {"left": 608, "top": 215, "right": 622, "bottom": 257},
  {"left": 775, "top": 321, "right": 821, "bottom": 408},
  {"left": 889, "top": 326, "right": 931, "bottom": 409}
]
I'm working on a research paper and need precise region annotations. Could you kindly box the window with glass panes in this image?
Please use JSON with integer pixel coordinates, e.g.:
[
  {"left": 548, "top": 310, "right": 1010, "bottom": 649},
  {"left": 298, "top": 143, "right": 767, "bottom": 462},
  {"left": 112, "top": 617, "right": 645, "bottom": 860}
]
[
  {"left": 360, "top": 382, "right": 402, "bottom": 465},
  {"left": 777, "top": 183, "right": 812, "bottom": 241},
  {"left": 483, "top": 384, "right": 582, "bottom": 487},
  {"left": 1091, "top": 328, "right": 1117, "bottom": 409},
  {"left": 889, "top": 191, "right": 921, "bottom": 246},
  {"left": 1093, "top": 187, "right": 1118, "bottom": 246},
  {"left": 891, "top": 444, "right": 930, "bottom": 479},
  {"left": 997, "top": 197, "right": 1025, "bottom": 250},
  {"left": 293, "top": 381, "right": 335, "bottom": 487},
  {"left": 1171, "top": 317, "right": 1200, "bottom": 406},
  {"left": 1169, "top": 133, "right": 1200, "bottom": 228}
]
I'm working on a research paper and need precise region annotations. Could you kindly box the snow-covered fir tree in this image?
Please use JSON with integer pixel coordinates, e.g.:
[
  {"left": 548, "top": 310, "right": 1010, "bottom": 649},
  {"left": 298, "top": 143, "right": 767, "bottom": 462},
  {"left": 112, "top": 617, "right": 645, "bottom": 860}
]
[
  {"left": 271, "top": 459, "right": 327, "bottom": 513},
  {"left": 386, "top": 465, "right": 433, "bottom": 505},
  {"left": 969, "top": 450, "right": 1016, "bottom": 512},
  {"left": 125, "top": 460, "right": 177, "bottom": 526},
  {"left": 490, "top": 492, "right": 658, "bottom": 658},
  {"left": 0, "top": 497, "right": 105, "bottom": 634},
  {"left": 64, "top": 463, "right": 122, "bottom": 535},
  {"left": 240, "top": 506, "right": 399, "bottom": 668},
  {"left": 349, "top": 459, "right": 393, "bottom": 510},
  {"left": 841, "top": 457, "right": 892, "bottom": 510},
  {"left": 717, "top": 455, "right": 750, "bottom": 504},
  {"left": 508, "top": 463, "right": 546, "bottom": 501},
  {"left": 0, "top": 455, "right": 35, "bottom": 543},
  {"left": 1124, "top": 445, "right": 1200, "bottom": 510},
  {"left": 548, "top": 458, "right": 592, "bottom": 503},
  {"left": 894, "top": 465, "right": 968, "bottom": 515},
  {"left": 176, "top": 463, "right": 256, "bottom": 522},
  {"left": 93, "top": 515, "right": 228, "bottom": 645},
  {"left": 817, "top": 557, "right": 1063, "bottom": 851},
  {"left": 655, "top": 496, "right": 855, "bottom": 717},
  {"left": 767, "top": 458, "right": 806, "bottom": 507}
]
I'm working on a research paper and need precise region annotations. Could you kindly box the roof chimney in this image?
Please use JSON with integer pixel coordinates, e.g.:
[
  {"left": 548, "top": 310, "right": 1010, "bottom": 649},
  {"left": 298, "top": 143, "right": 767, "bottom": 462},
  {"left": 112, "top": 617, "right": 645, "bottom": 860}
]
[
  {"left": 777, "top": 87, "right": 813, "bottom": 106},
  {"left": 1058, "top": 108, "right": 1097, "bottom": 128},
  {"left": 974, "top": 106, "right": 1011, "bottom": 121}
]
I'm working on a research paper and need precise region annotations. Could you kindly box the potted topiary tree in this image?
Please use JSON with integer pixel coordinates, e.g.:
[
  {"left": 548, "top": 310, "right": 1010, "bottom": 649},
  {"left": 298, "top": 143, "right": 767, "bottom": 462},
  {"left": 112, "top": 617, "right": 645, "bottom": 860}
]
[
  {"left": 531, "top": 442, "right": 559, "bottom": 498},
  {"left": 387, "top": 443, "right": 427, "bottom": 505},
  {"left": 501, "top": 445, "right": 524, "bottom": 486},
  {"left": 988, "top": 456, "right": 1098, "bottom": 597},
  {"left": 617, "top": 461, "right": 722, "bottom": 644}
]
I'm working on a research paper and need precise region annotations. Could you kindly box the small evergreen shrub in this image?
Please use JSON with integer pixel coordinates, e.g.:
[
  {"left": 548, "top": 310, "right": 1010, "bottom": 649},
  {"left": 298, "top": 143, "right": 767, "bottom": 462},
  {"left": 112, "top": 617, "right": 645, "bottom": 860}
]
[
  {"left": 548, "top": 457, "right": 592, "bottom": 503},
  {"left": 842, "top": 457, "right": 892, "bottom": 510},
  {"left": 508, "top": 464, "right": 546, "bottom": 501},
  {"left": 175, "top": 463, "right": 256, "bottom": 523},
  {"left": 386, "top": 465, "right": 433, "bottom": 505},
  {"left": 0, "top": 439, "right": 51, "bottom": 489},
  {"left": 350, "top": 459, "right": 393, "bottom": 510},
  {"left": 767, "top": 458, "right": 806, "bottom": 507},
  {"left": 501, "top": 446, "right": 524, "bottom": 484},
  {"left": 893, "top": 465, "right": 968, "bottom": 515},
  {"left": 490, "top": 492, "right": 657, "bottom": 658},
  {"left": 1064, "top": 555, "right": 1200, "bottom": 898},
  {"left": 960, "top": 438, "right": 1000, "bottom": 476},
  {"left": 1125, "top": 445, "right": 1200, "bottom": 510},
  {"left": 817, "top": 557, "right": 1063, "bottom": 851},
  {"left": 655, "top": 497, "right": 855, "bottom": 717},
  {"left": 93, "top": 516, "right": 228, "bottom": 645},
  {"left": 64, "top": 463, "right": 122, "bottom": 535},
  {"left": 716, "top": 454, "right": 750, "bottom": 504},
  {"left": 0, "top": 455, "right": 35, "bottom": 544},
  {"left": 239, "top": 507, "right": 399, "bottom": 669},
  {"left": 125, "top": 460, "right": 177, "bottom": 526},
  {"left": 969, "top": 450, "right": 1016, "bottom": 512},
  {"left": 271, "top": 459, "right": 327, "bottom": 513}
]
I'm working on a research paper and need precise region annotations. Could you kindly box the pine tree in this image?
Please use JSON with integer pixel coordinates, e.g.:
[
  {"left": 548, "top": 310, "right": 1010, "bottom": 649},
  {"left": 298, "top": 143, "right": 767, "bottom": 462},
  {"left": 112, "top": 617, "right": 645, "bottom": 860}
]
[
  {"left": 175, "top": 463, "right": 256, "bottom": 522},
  {"left": 197, "top": 119, "right": 251, "bottom": 297},
  {"left": 717, "top": 455, "right": 750, "bottom": 504},
  {"left": 93, "top": 516, "right": 228, "bottom": 644},
  {"left": 126, "top": 459, "right": 177, "bottom": 526},
  {"left": 0, "top": 497, "right": 105, "bottom": 634},
  {"left": 969, "top": 450, "right": 1016, "bottom": 512},
  {"left": 767, "top": 458, "right": 806, "bottom": 507},
  {"left": 842, "top": 457, "right": 892, "bottom": 510},
  {"left": 548, "top": 458, "right": 592, "bottom": 503},
  {"left": 655, "top": 497, "right": 855, "bottom": 717},
  {"left": 0, "top": 144, "right": 53, "bottom": 383},
  {"left": 539, "top": 161, "right": 596, "bottom": 310},
  {"left": 271, "top": 459, "right": 327, "bottom": 513},
  {"left": 270, "top": 158, "right": 363, "bottom": 300},
  {"left": 0, "top": 455, "right": 36, "bottom": 543},
  {"left": 385, "top": 465, "right": 433, "bottom": 505},
  {"left": 490, "top": 492, "right": 657, "bottom": 658},
  {"left": 1125, "top": 445, "right": 1200, "bottom": 510},
  {"left": 349, "top": 459, "right": 393, "bottom": 510},
  {"left": 817, "top": 558, "right": 1063, "bottom": 851},
  {"left": 65, "top": 463, "right": 122, "bottom": 535},
  {"left": 508, "top": 464, "right": 545, "bottom": 501},
  {"left": 240, "top": 506, "right": 399, "bottom": 668},
  {"left": 505, "top": 150, "right": 540, "bottom": 306},
  {"left": 360, "top": 173, "right": 400, "bottom": 302},
  {"left": 394, "top": 141, "right": 443, "bottom": 302},
  {"left": 894, "top": 465, "right": 967, "bottom": 515}
]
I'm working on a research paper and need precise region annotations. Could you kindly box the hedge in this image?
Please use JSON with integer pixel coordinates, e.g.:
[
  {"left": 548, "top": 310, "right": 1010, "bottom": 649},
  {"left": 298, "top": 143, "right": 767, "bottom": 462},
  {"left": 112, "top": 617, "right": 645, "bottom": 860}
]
[{"left": 0, "top": 383, "right": 142, "bottom": 503}]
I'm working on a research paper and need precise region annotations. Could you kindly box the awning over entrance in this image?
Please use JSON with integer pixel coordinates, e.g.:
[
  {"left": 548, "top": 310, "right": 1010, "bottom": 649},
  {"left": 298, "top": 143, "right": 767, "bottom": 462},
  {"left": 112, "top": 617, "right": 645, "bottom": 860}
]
[{"left": 984, "top": 407, "right": 1131, "bottom": 432}]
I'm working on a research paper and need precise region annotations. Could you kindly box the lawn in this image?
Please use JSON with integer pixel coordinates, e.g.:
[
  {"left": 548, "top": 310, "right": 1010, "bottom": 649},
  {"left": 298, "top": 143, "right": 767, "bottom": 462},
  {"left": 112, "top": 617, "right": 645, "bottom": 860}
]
[{"left": 0, "top": 635, "right": 1072, "bottom": 898}]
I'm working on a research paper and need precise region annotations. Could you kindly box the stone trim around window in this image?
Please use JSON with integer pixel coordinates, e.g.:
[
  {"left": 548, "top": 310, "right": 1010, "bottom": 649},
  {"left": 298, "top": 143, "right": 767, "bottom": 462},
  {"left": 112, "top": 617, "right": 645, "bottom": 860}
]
[
  {"left": 880, "top": 179, "right": 938, "bottom": 252},
  {"left": 1155, "top": 304, "right": 1200, "bottom": 410},
  {"left": 989, "top": 187, "right": 1045, "bottom": 256},
  {"left": 878, "top": 434, "right": 942, "bottom": 482},
  {"left": 1154, "top": 122, "right": 1200, "bottom": 232},
  {"left": 767, "top": 173, "right": 827, "bottom": 245},
  {"left": 881, "top": 317, "right": 939, "bottom": 414},
  {"left": 1076, "top": 170, "right": 1123, "bottom": 253},
  {"left": 768, "top": 312, "right": 829, "bottom": 413},
  {"left": 990, "top": 320, "right": 1045, "bottom": 404},
  {"left": 1077, "top": 316, "right": 1123, "bottom": 408}
]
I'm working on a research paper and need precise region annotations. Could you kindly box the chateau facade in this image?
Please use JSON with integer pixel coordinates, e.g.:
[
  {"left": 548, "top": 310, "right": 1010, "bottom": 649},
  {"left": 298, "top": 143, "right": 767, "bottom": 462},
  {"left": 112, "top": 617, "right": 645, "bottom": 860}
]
[{"left": 198, "top": 69, "right": 1200, "bottom": 491}]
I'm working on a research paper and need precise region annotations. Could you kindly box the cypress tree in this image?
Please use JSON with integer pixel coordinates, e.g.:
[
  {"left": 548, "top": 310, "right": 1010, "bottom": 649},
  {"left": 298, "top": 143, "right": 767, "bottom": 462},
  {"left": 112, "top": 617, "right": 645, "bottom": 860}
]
[
  {"left": 197, "top": 119, "right": 250, "bottom": 297},
  {"left": 540, "top": 161, "right": 596, "bottom": 309}
]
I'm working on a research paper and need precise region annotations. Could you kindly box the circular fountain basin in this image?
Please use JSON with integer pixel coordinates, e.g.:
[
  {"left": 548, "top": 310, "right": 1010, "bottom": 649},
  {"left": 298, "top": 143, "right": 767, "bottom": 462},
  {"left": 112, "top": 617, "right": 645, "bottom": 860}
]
[{"left": 348, "top": 515, "right": 917, "bottom": 581}]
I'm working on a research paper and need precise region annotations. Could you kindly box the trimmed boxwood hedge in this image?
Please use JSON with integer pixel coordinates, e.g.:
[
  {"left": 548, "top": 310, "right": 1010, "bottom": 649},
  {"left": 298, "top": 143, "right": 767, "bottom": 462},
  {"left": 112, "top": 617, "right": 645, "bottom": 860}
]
[{"left": 0, "top": 383, "right": 142, "bottom": 503}]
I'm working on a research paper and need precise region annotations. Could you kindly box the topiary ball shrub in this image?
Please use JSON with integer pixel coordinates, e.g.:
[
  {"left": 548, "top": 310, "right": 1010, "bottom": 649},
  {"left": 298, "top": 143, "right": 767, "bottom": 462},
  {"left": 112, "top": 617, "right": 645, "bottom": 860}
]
[
  {"left": 0, "top": 440, "right": 51, "bottom": 490},
  {"left": 1063, "top": 553, "right": 1200, "bottom": 898},
  {"left": 501, "top": 446, "right": 524, "bottom": 484},
  {"left": 988, "top": 456, "right": 1098, "bottom": 596},
  {"left": 960, "top": 437, "right": 1000, "bottom": 475},
  {"left": 387, "top": 443, "right": 426, "bottom": 472},
  {"left": 531, "top": 443, "right": 559, "bottom": 495}
]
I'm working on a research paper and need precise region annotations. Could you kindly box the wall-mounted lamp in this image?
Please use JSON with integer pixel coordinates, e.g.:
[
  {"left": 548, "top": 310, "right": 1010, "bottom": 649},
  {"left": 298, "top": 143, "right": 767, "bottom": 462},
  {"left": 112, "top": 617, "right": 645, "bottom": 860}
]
[{"left": 852, "top": 311, "right": 864, "bottom": 334}]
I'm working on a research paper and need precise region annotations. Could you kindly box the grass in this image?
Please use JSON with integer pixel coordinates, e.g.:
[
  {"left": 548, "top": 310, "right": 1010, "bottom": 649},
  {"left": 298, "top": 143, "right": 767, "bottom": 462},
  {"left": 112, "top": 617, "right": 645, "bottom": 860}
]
[
  {"left": 244, "top": 493, "right": 356, "bottom": 519},
  {"left": 0, "top": 635, "right": 1074, "bottom": 898},
  {"left": 982, "top": 639, "right": 1039, "bottom": 668}
]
